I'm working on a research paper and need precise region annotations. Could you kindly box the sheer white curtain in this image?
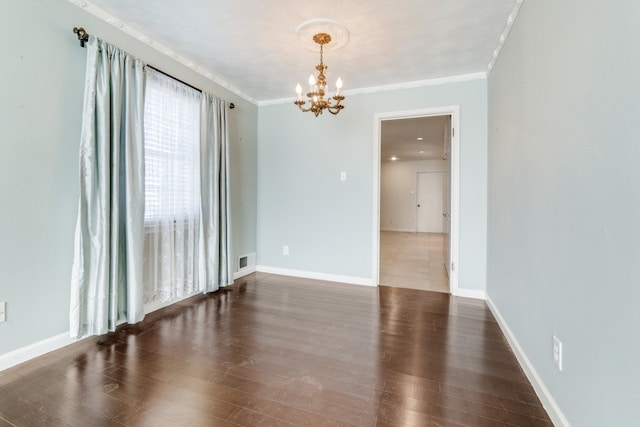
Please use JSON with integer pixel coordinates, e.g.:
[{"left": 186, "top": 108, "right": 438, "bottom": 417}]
[{"left": 143, "top": 69, "right": 201, "bottom": 306}]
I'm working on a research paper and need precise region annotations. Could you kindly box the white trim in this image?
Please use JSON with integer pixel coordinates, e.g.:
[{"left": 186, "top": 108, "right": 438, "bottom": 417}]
[
  {"left": 1, "top": 289, "right": 206, "bottom": 372},
  {"left": 451, "top": 288, "right": 486, "bottom": 300},
  {"left": 0, "top": 333, "right": 84, "bottom": 372},
  {"left": 449, "top": 109, "right": 461, "bottom": 295},
  {"left": 373, "top": 106, "right": 460, "bottom": 293},
  {"left": 67, "top": 0, "right": 258, "bottom": 105},
  {"left": 68, "top": 1, "right": 488, "bottom": 107},
  {"left": 260, "top": 73, "right": 486, "bottom": 106},
  {"left": 486, "top": 296, "right": 571, "bottom": 427},
  {"left": 2, "top": 276, "right": 260, "bottom": 372},
  {"left": 256, "top": 265, "right": 375, "bottom": 287},
  {"left": 347, "top": 73, "right": 486, "bottom": 96},
  {"left": 487, "top": 0, "right": 525, "bottom": 73},
  {"left": 234, "top": 266, "right": 256, "bottom": 280}
]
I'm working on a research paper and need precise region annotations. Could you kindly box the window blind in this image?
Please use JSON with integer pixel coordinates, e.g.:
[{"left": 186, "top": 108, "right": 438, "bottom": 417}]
[{"left": 143, "top": 68, "right": 201, "bottom": 223}]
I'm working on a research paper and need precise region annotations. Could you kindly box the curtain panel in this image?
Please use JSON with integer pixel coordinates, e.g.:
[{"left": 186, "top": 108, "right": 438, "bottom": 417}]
[
  {"left": 70, "top": 37, "right": 146, "bottom": 338},
  {"left": 199, "top": 93, "right": 233, "bottom": 292},
  {"left": 70, "top": 39, "right": 234, "bottom": 339}
]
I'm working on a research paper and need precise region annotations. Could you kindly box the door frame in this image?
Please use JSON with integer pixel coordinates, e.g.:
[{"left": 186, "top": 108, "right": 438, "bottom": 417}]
[{"left": 372, "top": 106, "right": 460, "bottom": 293}]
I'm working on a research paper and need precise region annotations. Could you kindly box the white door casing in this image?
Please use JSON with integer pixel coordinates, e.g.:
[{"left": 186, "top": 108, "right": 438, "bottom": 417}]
[
  {"left": 373, "top": 106, "right": 460, "bottom": 294},
  {"left": 443, "top": 117, "right": 452, "bottom": 276}
]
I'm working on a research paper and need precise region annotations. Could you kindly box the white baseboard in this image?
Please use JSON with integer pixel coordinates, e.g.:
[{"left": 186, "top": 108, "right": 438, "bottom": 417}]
[
  {"left": 234, "top": 266, "right": 256, "bottom": 280},
  {"left": 380, "top": 227, "right": 416, "bottom": 233},
  {"left": 256, "top": 265, "right": 376, "bottom": 287},
  {"left": 451, "top": 288, "right": 486, "bottom": 300},
  {"left": 1, "top": 288, "right": 211, "bottom": 373},
  {"left": 486, "top": 296, "right": 570, "bottom": 427},
  {"left": 0, "top": 332, "right": 82, "bottom": 372}
]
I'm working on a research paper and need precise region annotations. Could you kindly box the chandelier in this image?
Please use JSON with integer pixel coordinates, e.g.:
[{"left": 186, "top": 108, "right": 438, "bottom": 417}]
[{"left": 294, "top": 32, "right": 345, "bottom": 116}]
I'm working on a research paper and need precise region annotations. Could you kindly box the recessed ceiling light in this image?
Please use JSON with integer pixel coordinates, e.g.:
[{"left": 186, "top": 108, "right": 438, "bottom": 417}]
[
  {"left": 390, "top": 156, "right": 398, "bottom": 161},
  {"left": 419, "top": 150, "right": 425, "bottom": 154},
  {"left": 417, "top": 137, "right": 424, "bottom": 140}
]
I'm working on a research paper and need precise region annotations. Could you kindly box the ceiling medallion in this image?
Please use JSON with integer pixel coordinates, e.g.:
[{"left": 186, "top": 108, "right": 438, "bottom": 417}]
[{"left": 294, "top": 19, "right": 348, "bottom": 117}]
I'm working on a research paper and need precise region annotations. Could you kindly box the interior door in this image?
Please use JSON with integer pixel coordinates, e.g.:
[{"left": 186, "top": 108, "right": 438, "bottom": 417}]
[{"left": 416, "top": 172, "right": 444, "bottom": 233}]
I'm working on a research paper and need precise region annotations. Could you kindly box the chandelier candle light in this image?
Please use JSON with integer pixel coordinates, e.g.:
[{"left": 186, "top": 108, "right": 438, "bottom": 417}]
[{"left": 294, "top": 32, "right": 345, "bottom": 116}]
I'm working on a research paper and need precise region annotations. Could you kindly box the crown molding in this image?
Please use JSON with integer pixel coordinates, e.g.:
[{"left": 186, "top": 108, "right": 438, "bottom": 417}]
[
  {"left": 68, "top": 0, "right": 508, "bottom": 107},
  {"left": 67, "top": 0, "right": 259, "bottom": 106},
  {"left": 258, "top": 72, "right": 487, "bottom": 106},
  {"left": 487, "top": 0, "right": 525, "bottom": 73}
]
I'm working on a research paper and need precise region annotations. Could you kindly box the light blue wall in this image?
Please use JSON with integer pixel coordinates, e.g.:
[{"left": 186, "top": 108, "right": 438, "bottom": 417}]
[
  {"left": 257, "top": 80, "right": 487, "bottom": 289},
  {"left": 487, "top": 0, "right": 640, "bottom": 425},
  {"left": 0, "top": 0, "right": 257, "bottom": 355}
]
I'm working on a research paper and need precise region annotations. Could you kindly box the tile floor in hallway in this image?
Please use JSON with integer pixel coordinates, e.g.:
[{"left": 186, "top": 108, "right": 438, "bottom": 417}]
[{"left": 379, "top": 231, "right": 450, "bottom": 293}]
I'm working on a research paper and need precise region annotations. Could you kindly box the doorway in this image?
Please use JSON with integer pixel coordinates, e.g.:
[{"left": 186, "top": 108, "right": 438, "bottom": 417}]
[{"left": 373, "top": 107, "right": 459, "bottom": 293}]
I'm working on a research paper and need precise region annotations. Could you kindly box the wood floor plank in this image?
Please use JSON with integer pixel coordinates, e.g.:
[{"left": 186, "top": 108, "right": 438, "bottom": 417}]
[{"left": 0, "top": 273, "right": 552, "bottom": 426}]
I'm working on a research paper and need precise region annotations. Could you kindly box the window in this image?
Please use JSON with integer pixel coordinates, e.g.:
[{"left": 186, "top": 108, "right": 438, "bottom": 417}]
[
  {"left": 143, "top": 68, "right": 201, "bottom": 223},
  {"left": 142, "top": 68, "right": 203, "bottom": 305}
]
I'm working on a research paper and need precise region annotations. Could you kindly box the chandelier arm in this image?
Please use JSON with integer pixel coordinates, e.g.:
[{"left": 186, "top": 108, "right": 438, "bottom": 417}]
[
  {"left": 294, "top": 100, "right": 312, "bottom": 113},
  {"left": 327, "top": 105, "right": 344, "bottom": 115},
  {"left": 293, "top": 31, "right": 345, "bottom": 117}
]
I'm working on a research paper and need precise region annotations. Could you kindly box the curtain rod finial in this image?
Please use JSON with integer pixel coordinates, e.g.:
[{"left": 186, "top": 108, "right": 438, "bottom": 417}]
[{"left": 73, "top": 27, "right": 89, "bottom": 47}]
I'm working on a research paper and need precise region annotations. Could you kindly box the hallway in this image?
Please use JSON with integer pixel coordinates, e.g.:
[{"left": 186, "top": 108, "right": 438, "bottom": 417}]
[{"left": 379, "top": 231, "right": 449, "bottom": 293}]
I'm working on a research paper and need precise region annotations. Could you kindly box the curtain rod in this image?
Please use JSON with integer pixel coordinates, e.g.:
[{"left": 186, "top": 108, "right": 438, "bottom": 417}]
[
  {"left": 146, "top": 65, "right": 202, "bottom": 94},
  {"left": 72, "top": 27, "right": 235, "bottom": 109}
]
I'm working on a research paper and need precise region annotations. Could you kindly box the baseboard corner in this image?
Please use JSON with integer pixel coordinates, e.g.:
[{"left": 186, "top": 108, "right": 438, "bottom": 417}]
[{"left": 451, "top": 287, "right": 486, "bottom": 300}]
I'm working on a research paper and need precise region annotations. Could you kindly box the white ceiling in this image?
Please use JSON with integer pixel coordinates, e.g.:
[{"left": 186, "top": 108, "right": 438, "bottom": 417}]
[
  {"left": 381, "top": 116, "right": 450, "bottom": 162},
  {"left": 73, "top": 0, "right": 522, "bottom": 104}
]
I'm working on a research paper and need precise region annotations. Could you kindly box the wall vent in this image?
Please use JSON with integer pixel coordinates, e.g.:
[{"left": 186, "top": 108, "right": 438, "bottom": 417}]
[{"left": 238, "top": 252, "right": 256, "bottom": 271}]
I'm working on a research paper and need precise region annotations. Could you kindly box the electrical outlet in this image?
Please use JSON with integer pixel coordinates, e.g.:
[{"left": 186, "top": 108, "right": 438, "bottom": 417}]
[
  {"left": 282, "top": 245, "right": 289, "bottom": 256},
  {"left": 553, "top": 335, "right": 563, "bottom": 371},
  {"left": 340, "top": 171, "right": 347, "bottom": 181},
  {"left": 0, "top": 301, "right": 6, "bottom": 323}
]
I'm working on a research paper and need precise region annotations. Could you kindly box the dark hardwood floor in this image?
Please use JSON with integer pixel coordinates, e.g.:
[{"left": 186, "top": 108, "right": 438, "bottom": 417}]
[{"left": 0, "top": 273, "right": 552, "bottom": 426}]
